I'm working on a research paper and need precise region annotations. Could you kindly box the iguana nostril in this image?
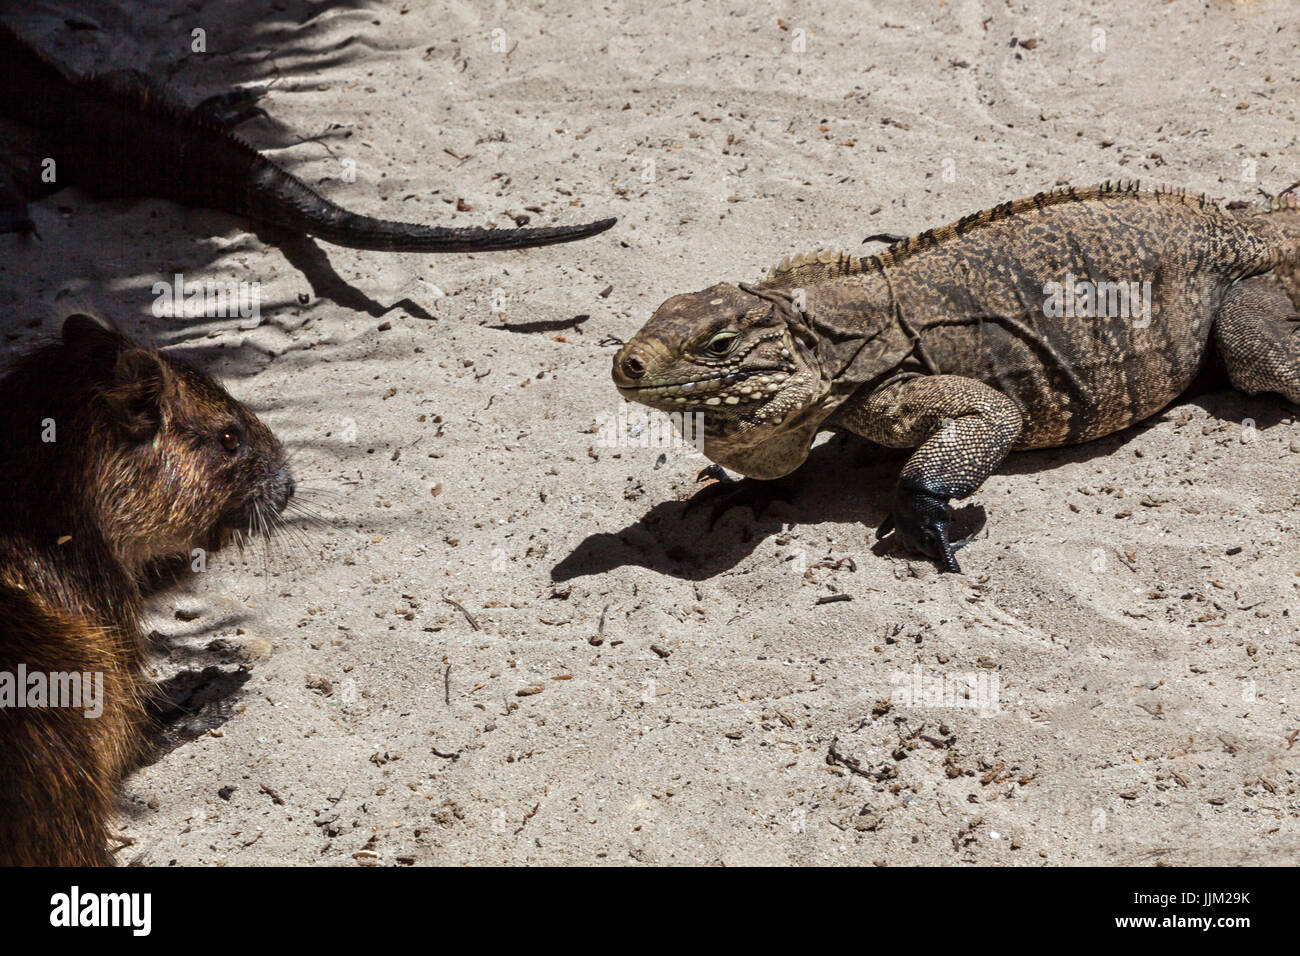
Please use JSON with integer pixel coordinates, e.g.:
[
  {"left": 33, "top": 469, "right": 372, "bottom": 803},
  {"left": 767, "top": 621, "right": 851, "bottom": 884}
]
[{"left": 621, "top": 353, "right": 647, "bottom": 379}]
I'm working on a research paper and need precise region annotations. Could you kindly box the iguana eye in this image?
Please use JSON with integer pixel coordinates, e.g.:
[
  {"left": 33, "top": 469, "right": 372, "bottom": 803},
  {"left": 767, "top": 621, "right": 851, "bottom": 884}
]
[{"left": 704, "top": 331, "right": 738, "bottom": 356}]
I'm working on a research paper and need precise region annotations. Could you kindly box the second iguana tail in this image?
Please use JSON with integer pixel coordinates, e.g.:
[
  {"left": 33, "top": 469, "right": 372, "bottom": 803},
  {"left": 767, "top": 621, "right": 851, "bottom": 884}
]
[{"left": 239, "top": 163, "right": 614, "bottom": 252}]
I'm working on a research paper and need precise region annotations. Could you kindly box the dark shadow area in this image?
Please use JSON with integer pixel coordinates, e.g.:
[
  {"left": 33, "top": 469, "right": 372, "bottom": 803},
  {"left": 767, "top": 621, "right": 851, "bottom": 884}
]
[
  {"left": 555, "top": 435, "right": 898, "bottom": 582},
  {"left": 0, "top": 0, "right": 482, "bottom": 377},
  {"left": 130, "top": 541, "right": 306, "bottom": 767},
  {"left": 488, "top": 313, "right": 591, "bottom": 334},
  {"left": 998, "top": 373, "right": 1293, "bottom": 475},
  {"left": 272, "top": 230, "right": 438, "bottom": 321},
  {"left": 145, "top": 666, "right": 252, "bottom": 759}
]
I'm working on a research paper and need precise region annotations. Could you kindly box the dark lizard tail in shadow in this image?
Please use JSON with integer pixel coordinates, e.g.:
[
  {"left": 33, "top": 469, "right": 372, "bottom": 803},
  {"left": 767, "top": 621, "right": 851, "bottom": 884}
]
[
  {"left": 238, "top": 165, "right": 614, "bottom": 252},
  {"left": 0, "top": 21, "right": 616, "bottom": 252}
]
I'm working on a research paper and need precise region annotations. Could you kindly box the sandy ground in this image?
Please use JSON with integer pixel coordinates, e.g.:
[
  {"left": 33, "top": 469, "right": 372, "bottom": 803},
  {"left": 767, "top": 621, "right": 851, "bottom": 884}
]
[{"left": 2, "top": 0, "right": 1299, "bottom": 865}]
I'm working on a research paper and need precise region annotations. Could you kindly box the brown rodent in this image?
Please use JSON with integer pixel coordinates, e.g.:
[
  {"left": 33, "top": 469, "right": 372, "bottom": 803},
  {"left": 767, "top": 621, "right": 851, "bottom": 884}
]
[{"left": 0, "top": 314, "right": 293, "bottom": 865}]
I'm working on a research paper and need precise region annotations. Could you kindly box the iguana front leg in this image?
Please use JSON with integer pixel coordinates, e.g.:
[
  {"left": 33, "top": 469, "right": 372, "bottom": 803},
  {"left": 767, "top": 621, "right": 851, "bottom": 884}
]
[
  {"left": 1215, "top": 278, "right": 1300, "bottom": 403},
  {"left": 686, "top": 465, "right": 796, "bottom": 528},
  {"left": 0, "top": 119, "right": 48, "bottom": 235},
  {"left": 0, "top": 163, "right": 34, "bottom": 235},
  {"left": 855, "top": 375, "right": 1023, "bottom": 572}
]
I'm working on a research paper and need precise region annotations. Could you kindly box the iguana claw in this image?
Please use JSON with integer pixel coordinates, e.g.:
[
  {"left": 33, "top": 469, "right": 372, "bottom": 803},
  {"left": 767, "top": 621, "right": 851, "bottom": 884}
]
[
  {"left": 686, "top": 471, "right": 793, "bottom": 529},
  {"left": 876, "top": 481, "right": 963, "bottom": 573}
]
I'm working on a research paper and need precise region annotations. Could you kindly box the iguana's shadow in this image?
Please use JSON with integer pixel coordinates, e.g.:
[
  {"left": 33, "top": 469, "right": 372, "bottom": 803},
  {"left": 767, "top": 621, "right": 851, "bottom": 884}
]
[
  {"left": 552, "top": 387, "right": 1294, "bottom": 583},
  {"left": 553, "top": 436, "right": 937, "bottom": 583},
  {"left": 266, "top": 229, "right": 437, "bottom": 322}
]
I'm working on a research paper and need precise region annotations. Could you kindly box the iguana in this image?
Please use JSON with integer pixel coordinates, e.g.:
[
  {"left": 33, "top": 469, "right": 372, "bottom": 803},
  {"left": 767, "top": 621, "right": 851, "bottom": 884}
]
[
  {"left": 0, "top": 21, "right": 614, "bottom": 251},
  {"left": 612, "top": 181, "right": 1300, "bottom": 572}
]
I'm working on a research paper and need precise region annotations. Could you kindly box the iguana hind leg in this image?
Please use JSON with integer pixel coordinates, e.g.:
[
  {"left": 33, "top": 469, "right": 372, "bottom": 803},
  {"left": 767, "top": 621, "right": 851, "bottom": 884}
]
[
  {"left": 857, "top": 375, "right": 1023, "bottom": 572},
  {"left": 1215, "top": 278, "right": 1300, "bottom": 404}
]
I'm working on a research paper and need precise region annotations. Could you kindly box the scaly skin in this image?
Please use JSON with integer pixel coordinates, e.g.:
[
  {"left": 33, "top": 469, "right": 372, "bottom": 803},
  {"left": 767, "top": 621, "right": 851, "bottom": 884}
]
[
  {"left": 613, "top": 181, "right": 1300, "bottom": 572},
  {"left": 0, "top": 22, "right": 615, "bottom": 252}
]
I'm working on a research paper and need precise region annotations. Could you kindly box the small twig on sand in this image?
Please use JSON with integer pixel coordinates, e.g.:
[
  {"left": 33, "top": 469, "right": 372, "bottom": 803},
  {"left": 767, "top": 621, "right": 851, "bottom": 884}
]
[
  {"left": 443, "top": 596, "right": 480, "bottom": 630},
  {"left": 513, "top": 802, "right": 540, "bottom": 835},
  {"left": 826, "top": 737, "right": 872, "bottom": 778}
]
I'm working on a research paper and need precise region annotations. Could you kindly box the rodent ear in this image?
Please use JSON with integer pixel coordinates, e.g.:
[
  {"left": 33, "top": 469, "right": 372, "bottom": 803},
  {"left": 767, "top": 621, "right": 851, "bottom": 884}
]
[
  {"left": 105, "top": 349, "right": 171, "bottom": 440},
  {"left": 61, "top": 313, "right": 124, "bottom": 353}
]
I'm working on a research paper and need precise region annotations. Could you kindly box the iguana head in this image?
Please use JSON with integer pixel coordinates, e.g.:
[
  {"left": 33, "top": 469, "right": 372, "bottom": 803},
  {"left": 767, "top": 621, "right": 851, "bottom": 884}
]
[{"left": 612, "top": 282, "right": 827, "bottom": 442}]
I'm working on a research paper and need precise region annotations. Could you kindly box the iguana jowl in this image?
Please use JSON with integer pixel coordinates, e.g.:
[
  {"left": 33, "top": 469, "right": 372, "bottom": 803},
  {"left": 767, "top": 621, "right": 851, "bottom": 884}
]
[
  {"left": 0, "top": 22, "right": 615, "bottom": 252},
  {"left": 612, "top": 182, "right": 1300, "bottom": 572}
]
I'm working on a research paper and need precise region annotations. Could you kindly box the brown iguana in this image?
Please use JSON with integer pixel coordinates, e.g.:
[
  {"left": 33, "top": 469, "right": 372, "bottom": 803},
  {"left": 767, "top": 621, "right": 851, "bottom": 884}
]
[
  {"left": 612, "top": 181, "right": 1300, "bottom": 572},
  {"left": 0, "top": 21, "right": 614, "bottom": 251}
]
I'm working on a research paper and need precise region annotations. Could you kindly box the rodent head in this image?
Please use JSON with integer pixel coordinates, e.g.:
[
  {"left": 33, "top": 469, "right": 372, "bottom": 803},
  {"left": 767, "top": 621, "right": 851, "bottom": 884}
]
[{"left": 62, "top": 315, "right": 295, "bottom": 572}]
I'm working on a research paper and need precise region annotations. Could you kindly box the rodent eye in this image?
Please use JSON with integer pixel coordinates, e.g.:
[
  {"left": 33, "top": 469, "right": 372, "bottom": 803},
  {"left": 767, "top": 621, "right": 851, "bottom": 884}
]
[
  {"left": 219, "top": 429, "right": 242, "bottom": 453},
  {"left": 705, "top": 331, "right": 739, "bottom": 356}
]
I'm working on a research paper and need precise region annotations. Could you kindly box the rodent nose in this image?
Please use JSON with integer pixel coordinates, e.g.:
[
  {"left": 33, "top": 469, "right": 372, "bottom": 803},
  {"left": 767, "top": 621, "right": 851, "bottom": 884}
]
[
  {"left": 270, "top": 467, "right": 296, "bottom": 512},
  {"left": 619, "top": 351, "right": 647, "bottom": 381}
]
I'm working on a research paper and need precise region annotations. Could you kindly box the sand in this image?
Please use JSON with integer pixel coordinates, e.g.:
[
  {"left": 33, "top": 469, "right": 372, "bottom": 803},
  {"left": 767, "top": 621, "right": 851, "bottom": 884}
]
[{"left": 2, "top": 0, "right": 1298, "bottom": 865}]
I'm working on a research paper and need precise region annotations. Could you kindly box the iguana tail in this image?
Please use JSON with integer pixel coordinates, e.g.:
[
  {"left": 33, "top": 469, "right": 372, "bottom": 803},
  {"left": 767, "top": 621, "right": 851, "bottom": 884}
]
[
  {"left": 235, "top": 164, "right": 618, "bottom": 254},
  {"left": 239, "top": 163, "right": 615, "bottom": 253}
]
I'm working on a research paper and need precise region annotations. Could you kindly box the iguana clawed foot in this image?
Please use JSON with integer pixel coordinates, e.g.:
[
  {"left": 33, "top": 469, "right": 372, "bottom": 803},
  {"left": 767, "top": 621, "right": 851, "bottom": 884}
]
[
  {"left": 875, "top": 479, "right": 967, "bottom": 573},
  {"left": 195, "top": 87, "right": 270, "bottom": 128},
  {"left": 695, "top": 463, "right": 728, "bottom": 485},
  {"left": 687, "top": 466, "right": 794, "bottom": 529}
]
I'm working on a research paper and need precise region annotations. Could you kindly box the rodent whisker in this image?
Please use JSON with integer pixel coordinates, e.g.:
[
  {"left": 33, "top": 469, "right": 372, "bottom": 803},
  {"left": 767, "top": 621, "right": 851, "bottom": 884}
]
[
  {"left": 277, "top": 512, "right": 317, "bottom": 542},
  {"left": 243, "top": 501, "right": 320, "bottom": 573},
  {"left": 285, "top": 476, "right": 349, "bottom": 505},
  {"left": 282, "top": 499, "right": 333, "bottom": 527},
  {"left": 251, "top": 505, "right": 269, "bottom": 579},
  {"left": 261, "top": 506, "right": 294, "bottom": 545},
  {"left": 273, "top": 523, "right": 316, "bottom": 560}
]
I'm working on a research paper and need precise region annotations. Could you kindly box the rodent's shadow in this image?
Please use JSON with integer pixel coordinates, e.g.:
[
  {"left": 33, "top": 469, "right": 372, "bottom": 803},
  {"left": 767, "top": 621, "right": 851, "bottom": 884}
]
[
  {"left": 133, "top": 559, "right": 268, "bottom": 765},
  {"left": 552, "top": 389, "right": 1293, "bottom": 582},
  {"left": 146, "top": 666, "right": 252, "bottom": 760}
]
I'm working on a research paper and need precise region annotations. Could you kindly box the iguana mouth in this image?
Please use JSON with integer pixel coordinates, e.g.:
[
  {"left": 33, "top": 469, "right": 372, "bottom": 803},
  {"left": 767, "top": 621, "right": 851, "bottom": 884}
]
[{"left": 617, "top": 368, "right": 791, "bottom": 406}]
